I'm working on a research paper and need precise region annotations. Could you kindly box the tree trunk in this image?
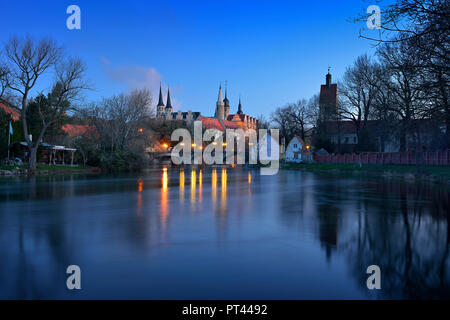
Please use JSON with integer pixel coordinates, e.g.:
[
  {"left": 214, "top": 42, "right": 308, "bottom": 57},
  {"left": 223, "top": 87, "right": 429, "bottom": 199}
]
[{"left": 28, "top": 145, "right": 38, "bottom": 175}]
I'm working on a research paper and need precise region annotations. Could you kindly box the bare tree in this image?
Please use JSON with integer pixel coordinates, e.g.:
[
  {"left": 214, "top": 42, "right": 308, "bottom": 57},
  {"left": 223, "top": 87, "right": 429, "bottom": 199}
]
[
  {"left": 338, "top": 54, "right": 381, "bottom": 143},
  {"left": 377, "top": 41, "right": 427, "bottom": 151},
  {"left": 271, "top": 98, "right": 316, "bottom": 143},
  {"left": 0, "top": 64, "right": 10, "bottom": 100},
  {"left": 3, "top": 36, "right": 87, "bottom": 173},
  {"left": 81, "top": 89, "right": 153, "bottom": 153}
]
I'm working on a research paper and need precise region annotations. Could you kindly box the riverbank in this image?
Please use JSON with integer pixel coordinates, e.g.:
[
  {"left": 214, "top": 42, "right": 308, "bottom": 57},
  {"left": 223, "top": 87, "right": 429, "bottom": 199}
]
[
  {"left": 282, "top": 162, "right": 450, "bottom": 185},
  {"left": 0, "top": 164, "right": 100, "bottom": 176}
]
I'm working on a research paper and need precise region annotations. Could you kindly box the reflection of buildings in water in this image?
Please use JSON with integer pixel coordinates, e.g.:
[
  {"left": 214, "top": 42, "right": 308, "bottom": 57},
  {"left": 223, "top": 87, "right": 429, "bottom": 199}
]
[
  {"left": 137, "top": 178, "right": 143, "bottom": 217},
  {"left": 179, "top": 169, "right": 185, "bottom": 203},
  {"left": 340, "top": 180, "right": 450, "bottom": 298},
  {"left": 212, "top": 168, "right": 217, "bottom": 209},
  {"left": 220, "top": 168, "right": 227, "bottom": 215},
  {"left": 198, "top": 170, "right": 203, "bottom": 203},
  {"left": 160, "top": 169, "right": 169, "bottom": 230},
  {"left": 190, "top": 169, "right": 196, "bottom": 205},
  {"left": 317, "top": 204, "right": 339, "bottom": 261}
]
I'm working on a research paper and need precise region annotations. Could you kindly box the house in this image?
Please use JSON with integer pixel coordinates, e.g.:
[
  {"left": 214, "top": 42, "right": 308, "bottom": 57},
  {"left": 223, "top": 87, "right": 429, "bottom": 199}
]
[
  {"left": 0, "top": 102, "right": 20, "bottom": 121},
  {"left": 285, "top": 136, "right": 309, "bottom": 163}
]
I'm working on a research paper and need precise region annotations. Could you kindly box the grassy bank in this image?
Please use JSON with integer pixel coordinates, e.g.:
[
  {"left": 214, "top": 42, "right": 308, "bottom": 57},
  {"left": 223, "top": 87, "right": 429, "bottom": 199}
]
[
  {"left": 0, "top": 164, "right": 96, "bottom": 174},
  {"left": 282, "top": 162, "right": 450, "bottom": 183}
]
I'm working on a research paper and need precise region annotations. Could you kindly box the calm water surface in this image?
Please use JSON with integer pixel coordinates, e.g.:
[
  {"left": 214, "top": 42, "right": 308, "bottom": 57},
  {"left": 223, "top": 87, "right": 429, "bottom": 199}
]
[{"left": 0, "top": 168, "right": 449, "bottom": 299}]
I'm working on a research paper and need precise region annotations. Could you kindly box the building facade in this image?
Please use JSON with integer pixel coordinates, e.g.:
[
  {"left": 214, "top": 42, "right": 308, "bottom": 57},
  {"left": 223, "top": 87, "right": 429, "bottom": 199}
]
[{"left": 156, "top": 85, "right": 200, "bottom": 124}]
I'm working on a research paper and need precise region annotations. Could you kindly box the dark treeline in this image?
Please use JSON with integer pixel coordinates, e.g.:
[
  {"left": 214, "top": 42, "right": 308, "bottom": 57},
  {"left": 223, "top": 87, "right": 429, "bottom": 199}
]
[{"left": 272, "top": 0, "right": 449, "bottom": 153}]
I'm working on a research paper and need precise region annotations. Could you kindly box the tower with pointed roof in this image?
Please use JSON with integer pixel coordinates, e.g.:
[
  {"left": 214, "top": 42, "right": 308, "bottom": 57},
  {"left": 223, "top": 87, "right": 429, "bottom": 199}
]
[
  {"left": 215, "top": 84, "right": 225, "bottom": 120},
  {"left": 156, "top": 84, "right": 165, "bottom": 118},
  {"left": 237, "top": 97, "right": 243, "bottom": 114},
  {"left": 165, "top": 87, "right": 173, "bottom": 119},
  {"left": 223, "top": 83, "right": 230, "bottom": 118}
]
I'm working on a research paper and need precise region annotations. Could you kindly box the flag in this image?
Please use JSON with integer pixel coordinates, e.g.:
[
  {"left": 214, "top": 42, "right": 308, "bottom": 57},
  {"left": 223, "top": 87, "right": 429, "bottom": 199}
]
[{"left": 9, "top": 121, "right": 13, "bottom": 135}]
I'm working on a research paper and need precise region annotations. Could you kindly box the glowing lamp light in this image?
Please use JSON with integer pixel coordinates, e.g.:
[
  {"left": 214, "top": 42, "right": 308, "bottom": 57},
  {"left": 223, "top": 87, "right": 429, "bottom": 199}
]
[
  {"left": 306, "top": 145, "right": 310, "bottom": 150},
  {"left": 138, "top": 128, "right": 143, "bottom": 133},
  {"left": 162, "top": 143, "right": 168, "bottom": 149},
  {"left": 222, "top": 142, "right": 227, "bottom": 147},
  {"left": 212, "top": 142, "right": 218, "bottom": 145},
  {"left": 191, "top": 143, "right": 196, "bottom": 147}
]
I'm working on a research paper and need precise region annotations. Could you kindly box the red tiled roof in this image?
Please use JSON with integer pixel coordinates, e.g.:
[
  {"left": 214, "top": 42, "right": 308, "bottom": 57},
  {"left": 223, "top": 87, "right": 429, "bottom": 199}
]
[
  {"left": 0, "top": 103, "right": 20, "bottom": 121},
  {"left": 198, "top": 116, "right": 224, "bottom": 131},
  {"left": 198, "top": 116, "right": 246, "bottom": 131},
  {"left": 62, "top": 124, "right": 98, "bottom": 138}
]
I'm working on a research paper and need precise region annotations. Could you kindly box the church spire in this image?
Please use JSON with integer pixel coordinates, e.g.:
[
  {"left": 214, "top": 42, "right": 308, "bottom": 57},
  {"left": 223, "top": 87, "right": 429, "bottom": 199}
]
[
  {"left": 157, "top": 83, "right": 165, "bottom": 107},
  {"left": 237, "top": 97, "right": 243, "bottom": 114},
  {"left": 217, "top": 84, "right": 223, "bottom": 104},
  {"left": 215, "top": 84, "right": 224, "bottom": 119},
  {"left": 166, "top": 87, "right": 173, "bottom": 109}
]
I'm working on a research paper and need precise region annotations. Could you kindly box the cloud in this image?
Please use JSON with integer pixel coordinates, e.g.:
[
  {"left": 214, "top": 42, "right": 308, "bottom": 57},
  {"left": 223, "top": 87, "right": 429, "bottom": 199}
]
[
  {"left": 100, "top": 57, "right": 183, "bottom": 110},
  {"left": 100, "top": 56, "right": 162, "bottom": 90}
]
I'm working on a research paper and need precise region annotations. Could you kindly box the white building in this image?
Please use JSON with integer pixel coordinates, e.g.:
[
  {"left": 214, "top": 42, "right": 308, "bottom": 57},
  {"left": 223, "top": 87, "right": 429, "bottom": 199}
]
[{"left": 285, "top": 136, "right": 308, "bottom": 163}]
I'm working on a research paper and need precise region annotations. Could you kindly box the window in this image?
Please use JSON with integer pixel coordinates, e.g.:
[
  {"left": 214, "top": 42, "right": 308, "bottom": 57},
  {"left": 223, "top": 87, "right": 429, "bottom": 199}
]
[{"left": 294, "top": 144, "right": 297, "bottom": 148}]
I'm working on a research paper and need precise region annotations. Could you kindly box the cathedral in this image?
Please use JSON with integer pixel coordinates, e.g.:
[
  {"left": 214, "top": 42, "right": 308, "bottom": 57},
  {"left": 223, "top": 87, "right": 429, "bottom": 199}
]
[
  {"left": 156, "top": 85, "right": 201, "bottom": 124},
  {"left": 155, "top": 83, "right": 258, "bottom": 131}
]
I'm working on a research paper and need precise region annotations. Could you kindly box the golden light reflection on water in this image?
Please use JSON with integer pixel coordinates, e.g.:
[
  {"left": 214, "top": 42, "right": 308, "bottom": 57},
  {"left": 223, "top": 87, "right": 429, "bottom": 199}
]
[
  {"left": 212, "top": 168, "right": 217, "bottom": 206},
  {"left": 179, "top": 169, "right": 185, "bottom": 203},
  {"left": 220, "top": 168, "right": 227, "bottom": 214},
  {"left": 190, "top": 169, "right": 196, "bottom": 204},
  {"left": 137, "top": 178, "right": 143, "bottom": 216},
  {"left": 161, "top": 169, "right": 168, "bottom": 228},
  {"left": 199, "top": 170, "right": 203, "bottom": 203},
  {"left": 248, "top": 172, "right": 252, "bottom": 184}
]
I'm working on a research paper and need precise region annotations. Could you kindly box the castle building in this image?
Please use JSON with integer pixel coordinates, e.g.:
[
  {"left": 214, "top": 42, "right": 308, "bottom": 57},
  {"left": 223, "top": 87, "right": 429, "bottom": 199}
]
[
  {"left": 156, "top": 84, "right": 200, "bottom": 124},
  {"left": 200, "top": 85, "right": 259, "bottom": 131},
  {"left": 155, "top": 83, "right": 258, "bottom": 131}
]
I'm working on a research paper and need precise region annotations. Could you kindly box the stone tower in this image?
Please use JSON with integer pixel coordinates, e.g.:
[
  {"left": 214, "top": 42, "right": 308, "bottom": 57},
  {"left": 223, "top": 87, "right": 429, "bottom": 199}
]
[
  {"left": 223, "top": 86, "right": 230, "bottom": 118},
  {"left": 156, "top": 84, "right": 165, "bottom": 118},
  {"left": 319, "top": 68, "right": 338, "bottom": 121},
  {"left": 215, "top": 84, "right": 224, "bottom": 120},
  {"left": 165, "top": 87, "right": 173, "bottom": 119}
]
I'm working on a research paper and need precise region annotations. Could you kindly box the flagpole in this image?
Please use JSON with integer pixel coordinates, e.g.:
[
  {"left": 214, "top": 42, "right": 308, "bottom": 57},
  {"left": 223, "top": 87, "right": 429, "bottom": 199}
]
[{"left": 7, "top": 120, "right": 11, "bottom": 162}]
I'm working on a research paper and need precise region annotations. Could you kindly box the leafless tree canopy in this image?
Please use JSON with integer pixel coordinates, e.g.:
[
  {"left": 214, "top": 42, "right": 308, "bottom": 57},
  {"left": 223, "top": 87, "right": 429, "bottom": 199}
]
[
  {"left": 1, "top": 35, "right": 87, "bottom": 172},
  {"left": 80, "top": 89, "right": 153, "bottom": 153}
]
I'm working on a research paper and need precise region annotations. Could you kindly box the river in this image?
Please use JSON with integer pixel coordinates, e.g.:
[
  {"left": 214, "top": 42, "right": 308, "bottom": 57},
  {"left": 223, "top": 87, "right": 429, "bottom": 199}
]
[{"left": 0, "top": 168, "right": 449, "bottom": 299}]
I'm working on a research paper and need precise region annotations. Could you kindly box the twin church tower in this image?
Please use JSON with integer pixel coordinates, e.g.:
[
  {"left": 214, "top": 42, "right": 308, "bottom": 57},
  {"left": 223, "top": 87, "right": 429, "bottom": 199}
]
[
  {"left": 155, "top": 83, "right": 256, "bottom": 131},
  {"left": 214, "top": 84, "right": 243, "bottom": 120}
]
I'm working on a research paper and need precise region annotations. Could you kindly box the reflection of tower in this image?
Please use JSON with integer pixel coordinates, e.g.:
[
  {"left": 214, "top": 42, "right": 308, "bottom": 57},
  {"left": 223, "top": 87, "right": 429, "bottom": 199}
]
[
  {"left": 156, "top": 84, "right": 165, "bottom": 118},
  {"left": 317, "top": 203, "right": 339, "bottom": 261},
  {"left": 215, "top": 84, "right": 224, "bottom": 120}
]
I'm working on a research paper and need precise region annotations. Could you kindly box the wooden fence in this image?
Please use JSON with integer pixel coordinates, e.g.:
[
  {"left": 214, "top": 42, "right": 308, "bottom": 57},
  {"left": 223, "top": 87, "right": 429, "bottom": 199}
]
[{"left": 313, "top": 150, "right": 450, "bottom": 166}]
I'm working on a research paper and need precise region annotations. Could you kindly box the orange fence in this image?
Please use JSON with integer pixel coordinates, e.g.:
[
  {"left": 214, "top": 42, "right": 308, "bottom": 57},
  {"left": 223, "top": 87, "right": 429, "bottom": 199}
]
[{"left": 313, "top": 150, "right": 450, "bottom": 166}]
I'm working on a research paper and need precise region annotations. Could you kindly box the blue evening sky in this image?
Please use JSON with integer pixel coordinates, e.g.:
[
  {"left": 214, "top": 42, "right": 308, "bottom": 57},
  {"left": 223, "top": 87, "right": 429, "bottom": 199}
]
[{"left": 0, "top": 0, "right": 384, "bottom": 117}]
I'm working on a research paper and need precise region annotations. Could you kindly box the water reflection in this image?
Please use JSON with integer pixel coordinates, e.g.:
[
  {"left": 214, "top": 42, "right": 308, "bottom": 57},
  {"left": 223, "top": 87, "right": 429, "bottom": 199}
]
[
  {"left": 0, "top": 170, "right": 449, "bottom": 299},
  {"left": 190, "top": 170, "right": 196, "bottom": 205},
  {"left": 160, "top": 169, "right": 168, "bottom": 228}
]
